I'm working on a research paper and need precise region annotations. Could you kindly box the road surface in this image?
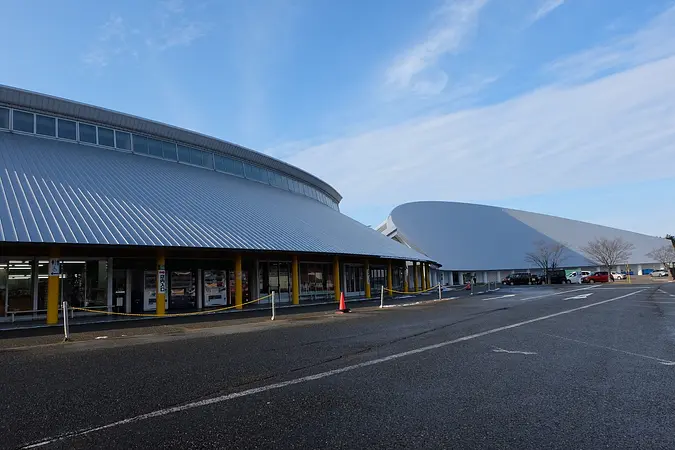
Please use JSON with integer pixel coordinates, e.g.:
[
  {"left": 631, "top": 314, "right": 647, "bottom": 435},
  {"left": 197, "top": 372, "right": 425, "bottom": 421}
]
[{"left": 3, "top": 282, "right": 675, "bottom": 449}]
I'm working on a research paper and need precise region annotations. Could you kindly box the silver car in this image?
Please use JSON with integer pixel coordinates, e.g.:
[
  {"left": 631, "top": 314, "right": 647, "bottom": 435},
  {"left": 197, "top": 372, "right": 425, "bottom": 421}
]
[{"left": 651, "top": 269, "right": 670, "bottom": 277}]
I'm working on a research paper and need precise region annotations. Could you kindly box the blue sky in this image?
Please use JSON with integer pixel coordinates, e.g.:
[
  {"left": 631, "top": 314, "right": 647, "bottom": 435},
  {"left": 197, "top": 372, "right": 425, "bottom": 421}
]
[{"left": 2, "top": 0, "right": 674, "bottom": 236}]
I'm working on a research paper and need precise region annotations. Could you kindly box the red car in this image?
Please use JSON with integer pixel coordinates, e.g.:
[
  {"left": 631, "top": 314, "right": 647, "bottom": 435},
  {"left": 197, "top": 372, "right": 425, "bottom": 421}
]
[{"left": 581, "top": 271, "right": 611, "bottom": 283}]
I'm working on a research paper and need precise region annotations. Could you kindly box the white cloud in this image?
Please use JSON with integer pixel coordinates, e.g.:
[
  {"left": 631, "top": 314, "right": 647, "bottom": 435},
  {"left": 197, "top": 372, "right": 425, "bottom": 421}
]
[
  {"left": 530, "top": 0, "right": 564, "bottom": 23},
  {"left": 384, "top": 0, "right": 489, "bottom": 96},
  {"left": 147, "top": 22, "right": 208, "bottom": 51},
  {"left": 82, "top": 14, "right": 128, "bottom": 68},
  {"left": 546, "top": 5, "right": 675, "bottom": 82},
  {"left": 285, "top": 55, "right": 675, "bottom": 220}
]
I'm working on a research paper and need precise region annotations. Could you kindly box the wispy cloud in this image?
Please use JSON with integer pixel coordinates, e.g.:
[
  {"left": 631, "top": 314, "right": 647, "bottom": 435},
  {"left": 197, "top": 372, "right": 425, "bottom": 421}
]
[
  {"left": 546, "top": 4, "right": 675, "bottom": 83},
  {"left": 82, "top": 14, "right": 129, "bottom": 68},
  {"left": 384, "top": 0, "right": 489, "bottom": 97},
  {"left": 530, "top": 0, "right": 565, "bottom": 24},
  {"left": 285, "top": 54, "right": 675, "bottom": 222}
]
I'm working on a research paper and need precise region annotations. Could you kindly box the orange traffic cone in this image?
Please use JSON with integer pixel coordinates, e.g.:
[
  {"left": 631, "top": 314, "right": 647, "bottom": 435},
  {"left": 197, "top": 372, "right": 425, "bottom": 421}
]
[
  {"left": 464, "top": 282, "right": 471, "bottom": 291},
  {"left": 337, "top": 291, "right": 351, "bottom": 313}
]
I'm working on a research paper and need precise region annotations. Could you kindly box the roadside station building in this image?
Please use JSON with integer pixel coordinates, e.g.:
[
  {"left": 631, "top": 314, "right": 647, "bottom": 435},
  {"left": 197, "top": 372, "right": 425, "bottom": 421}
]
[
  {"left": 379, "top": 201, "right": 668, "bottom": 285},
  {"left": 0, "top": 85, "right": 433, "bottom": 324}
]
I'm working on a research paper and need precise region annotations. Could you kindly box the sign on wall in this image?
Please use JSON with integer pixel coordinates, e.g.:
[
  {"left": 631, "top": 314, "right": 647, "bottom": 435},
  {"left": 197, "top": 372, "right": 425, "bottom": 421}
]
[
  {"left": 48, "top": 259, "right": 60, "bottom": 276},
  {"left": 158, "top": 269, "right": 167, "bottom": 294}
]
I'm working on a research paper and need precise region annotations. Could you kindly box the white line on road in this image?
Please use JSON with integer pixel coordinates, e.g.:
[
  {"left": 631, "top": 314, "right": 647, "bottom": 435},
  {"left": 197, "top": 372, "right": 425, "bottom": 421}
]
[
  {"left": 520, "top": 285, "right": 599, "bottom": 302},
  {"left": 482, "top": 294, "right": 516, "bottom": 301},
  {"left": 20, "top": 288, "right": 645, "bottom": 449},
  {"left": 564, "top": 293, "right": 594, "bottom": 301},
  {"left": 492, "top": 347, "right": 537, "bottom": 355},
  {"left": 542, "top": 333, "right": 675, "bottom": 366}
]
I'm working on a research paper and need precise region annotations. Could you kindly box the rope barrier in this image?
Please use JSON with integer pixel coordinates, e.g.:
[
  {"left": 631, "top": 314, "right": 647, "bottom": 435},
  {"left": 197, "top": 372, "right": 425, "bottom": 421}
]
[
  {"left": 69, "top": 293, "right": 273, "bottom": 318},
  {"left": 385, "top": 284, "right": 441, "bottom": 295}
]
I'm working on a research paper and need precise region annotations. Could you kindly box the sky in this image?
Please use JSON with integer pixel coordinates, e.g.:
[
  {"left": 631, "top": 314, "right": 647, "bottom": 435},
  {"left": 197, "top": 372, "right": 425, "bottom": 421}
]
[{"left": 1, "top": 0, "right": 674, "bottom": 237}]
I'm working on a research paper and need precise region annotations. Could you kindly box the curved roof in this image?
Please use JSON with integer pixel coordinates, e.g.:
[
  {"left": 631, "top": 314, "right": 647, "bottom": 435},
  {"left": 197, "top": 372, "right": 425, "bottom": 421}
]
[
  {"left": 0, "top": 132, "right": 426, "bottom": 261},
  {"left": 0, "top": 84, "right": 341, "bottom": 204},
  {"left": 388, "top": 201, "right": 667, "bottom": 270}
]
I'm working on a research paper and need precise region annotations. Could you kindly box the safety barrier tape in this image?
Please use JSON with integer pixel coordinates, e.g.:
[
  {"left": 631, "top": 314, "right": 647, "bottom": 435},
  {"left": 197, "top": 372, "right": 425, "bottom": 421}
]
[
  {"left": 385, "top": 284, "right": 441, "bottom": 295},
  {"left": 69, "top": 293, "right": 273, "bottom": 318}
]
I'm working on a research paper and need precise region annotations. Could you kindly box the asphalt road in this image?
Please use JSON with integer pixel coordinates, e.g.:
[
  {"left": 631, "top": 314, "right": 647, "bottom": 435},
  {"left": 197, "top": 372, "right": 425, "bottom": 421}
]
[{"left": 2, "top": 282, "right": 675, "bottom": 449}]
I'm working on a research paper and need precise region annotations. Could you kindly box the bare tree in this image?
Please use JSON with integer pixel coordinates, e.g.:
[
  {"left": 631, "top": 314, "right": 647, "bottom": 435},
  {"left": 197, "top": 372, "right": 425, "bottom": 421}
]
[
  {"left": 524, "top": 240, "right": 568, "bottom": 284},
  {"left": 666, "top": 234, "right": 675, "bottom": 250},
  {"left": 647, "top": 245, "right": 675, "bottom": 279},
  {"left": 581, "top": 237, "right": 635, "bottom": 281}
]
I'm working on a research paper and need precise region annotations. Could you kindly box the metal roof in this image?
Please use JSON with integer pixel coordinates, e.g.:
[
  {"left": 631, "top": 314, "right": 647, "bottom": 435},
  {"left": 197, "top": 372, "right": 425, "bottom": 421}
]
[
  {"left": 0, "top": 132, "right": 426, "bottom": 261},
  {"left": 387, "top": 201, "right": 667, "bottom": 270},
  {"left": 0, "top": 84, "right": 342, "bottom": 204}
]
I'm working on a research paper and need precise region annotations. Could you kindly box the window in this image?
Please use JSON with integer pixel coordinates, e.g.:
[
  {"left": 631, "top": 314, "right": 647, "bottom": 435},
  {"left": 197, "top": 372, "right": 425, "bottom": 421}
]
[
  {"left": 162, "top": 141, "right": 177, "bottom": 160},
  {"left": 97, "top": 127, "right": 115, "bottom": 147},
  {"left": 79, "top": 123, "right": 97, "bottom": 144},
  {"left": 115, "top": 131, "right": 131, "bottom": 150},
  {"left": 35, "top": 115, "right": 56, "bottom": 137},
  {"left": 132, "top": 134, "right": 148, "bottom": 154},
  {"left": 148, "top": 137, "right": 163, "bottom": 157},
  {"left": 244, "top": 163, "right": 268, "bottom": 183},
  {"left": 58, "top": 119, "right": 77, "bottom": 140},
  {"left": 201, "top": 151, "right": 214, "bottom": 169},
  {"left": 12, "top": 110, "right": 34, "bottom": 133},
  {"left": 177, "top": 145, "right": 191, "bottom": 163},
  {"left": 0, "top": 108, "right": 9, "bottom": 129},
  {"left": 190, "top": 148, "right": 204, "bottom": 166},
  {"left": 215, "top": 155, "right": 244, "bottom": 176}
]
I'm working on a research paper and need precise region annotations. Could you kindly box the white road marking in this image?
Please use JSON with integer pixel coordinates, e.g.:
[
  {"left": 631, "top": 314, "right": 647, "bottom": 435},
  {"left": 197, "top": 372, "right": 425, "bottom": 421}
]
[
  {"left": 542, "top": 333, "right": 675, "bottom": 366},
  {"left": 20, "top": 288, "right": 644, "bottom": 449},
  {"left": 482, "top": 294, "right": 516, "bottom": 301},
  {"left": 656, "top": 289, "right": 675, "bottom": 297},
  {"left": 564, "top": 293, "right": 594, "bottom": 301},
  {"left": 521, "top": 285, "right": 598, "bottom": 302},
  {"left": 95, "top": 336, "right": 108, "bottom": 340},
  {"left": 382, "top": 297, "right": 458, "bottom": 308},
  {"left": 492, "top": 347, "right": 537, "bottom": 355},
  {"left": 635, "top": 301, "right": 675, "bottom": 304}
]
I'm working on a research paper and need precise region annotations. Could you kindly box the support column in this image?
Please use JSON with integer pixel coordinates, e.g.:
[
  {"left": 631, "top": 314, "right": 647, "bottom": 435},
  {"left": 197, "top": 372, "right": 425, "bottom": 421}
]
[
  {"left": 156, "top": 252, "right": 166, "bottom": 316},
  {"left": 235, "top": 253, "right": 243, "bottom": 309},
  {"left": 403, "top": 263, "right": 409, "bottom": 293},
  {"left": 196, "top": 268, "right": 203, "bottom": 310},
  {"left": 426, "top": 264, "right": 431, "bottom": 289},
  {"left": 292, "top": 255, "right": 300, "bottom": 305},
  {"left": 125, "top": 269, "right": 132, "bottom": 314},
  {"left": 387, "top": 260, "right": 393, "bottom": 297},
  {"left": 333, "top": 255, "right": 340, "bottom": 302},
  {"left": 365, "top": 259, "right": 371, "bottom": 298},
  {"left": 421, "top": 263, "right": 427, "bottom": 291},
  {"left": 413, "top": 261, "right": 418, "bottom": 292},
  {"left": 107, "top": 258, "right": 113, "bottom": 313},
  {"left": 46, "top": 250, "right": 60, "bottom": 325}
]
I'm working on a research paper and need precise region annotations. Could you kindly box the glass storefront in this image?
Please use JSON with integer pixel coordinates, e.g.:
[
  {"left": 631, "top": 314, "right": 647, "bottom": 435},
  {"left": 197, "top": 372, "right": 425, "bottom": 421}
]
[
  {"left": 258, "top": 261, "right": 291, "bottom": 304},
  {"left": 299, "top": 262, "right": 334, "bottom": 303},
  {"left": 60, "top": 260, "right": 108, "bottom": 308},
  {"left": 344, "top": 264, "right": 364, "bottom": 297},
  {"left": 0, "top": 263, "right": 7, "bottom": 316},
  {"left": 6, "top": 260, "right": 33, "bottom": 313},
  {"left": 370, "top": 266, "right": 387, "bottom": 293},
  {"left": 228, "top": 270, "right": 250, "bottom": 304}
]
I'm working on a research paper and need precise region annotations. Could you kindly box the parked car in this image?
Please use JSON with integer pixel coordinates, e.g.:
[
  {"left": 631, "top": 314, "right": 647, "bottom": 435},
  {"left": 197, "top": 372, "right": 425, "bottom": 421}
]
[
  {"left": 502, "top": 272, "right": 539, "bottom": 285},
  {"left": 611, "top": 272, "right": 625, "bottom": 280},
  {"left": 582, "top": 271, "right": 611, "bottom": 283},
  {"left": 651, "top": 269, "right": 669, "bottom": 278},
  {"left": 545, "top": 269, "right": 570, "bottom": 284}
]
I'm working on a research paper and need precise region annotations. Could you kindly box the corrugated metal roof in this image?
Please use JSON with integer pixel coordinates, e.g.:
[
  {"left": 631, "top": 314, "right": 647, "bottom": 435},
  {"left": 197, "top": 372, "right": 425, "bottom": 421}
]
[
  {"left": 388, "top": 201, "right": 667, "bottom": 270},
  {"left": 0, "top": 84, "right": 342, "bottom": 203},
  {"left": 0, "top": 132, "right": 426, "bottom": 261}
]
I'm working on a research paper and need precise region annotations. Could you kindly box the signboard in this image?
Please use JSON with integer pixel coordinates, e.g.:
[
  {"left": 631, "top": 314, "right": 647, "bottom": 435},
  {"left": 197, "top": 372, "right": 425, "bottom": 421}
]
[
  {"left": 158, "top": 269, "right": 167, "bottom": 295},
  {"left": 48, "top": 259, "right": 60, "bottom": 276}
]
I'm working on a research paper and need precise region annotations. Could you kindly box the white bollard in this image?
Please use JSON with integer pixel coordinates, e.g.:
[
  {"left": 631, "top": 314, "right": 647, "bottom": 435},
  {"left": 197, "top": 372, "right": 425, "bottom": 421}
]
[
  {"left": 380, "top": 285, "right": 384, "bottom": 308},
  {"left": 470, "top": 282, "right": 474, "bottom": 296},
  {"left": 438, "top": 284, "right": 441, "bottom": 301},
  {"left": 271, "top": 291, "right": 275, "bottom": 321},
  {"left": 62, "top": 301, "right": 70, "bottom": 341}
]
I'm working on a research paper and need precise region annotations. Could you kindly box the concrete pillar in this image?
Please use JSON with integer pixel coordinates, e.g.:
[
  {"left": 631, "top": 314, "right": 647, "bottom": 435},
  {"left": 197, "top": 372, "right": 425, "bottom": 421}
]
[
  {"left": 365, "top": 259, "right": 371, "bottom": 298},
  {"left": 638, "top": 264, "right": 643, "bottom": 276},
  {"left": 125, "top": 269, "right": 132, "bottom": 313},
  {"left": 156, "top": 252, "right": 166, "bottom": 316},
  {"left": 497, "top": 271, "right": 501, "bottom": 281},
  {"left": 333, "top": 255, "right": 340, "bottom": 302},
  {"left": 413, "top": 261, "right": 418, "bottom": 292},
  {"left": 235, "top": 253, "right": 243, "bottom": 309},
  {"left": 292, "top": 255, "right": 300, "bottom": 305},
  {"left": 107, "top": 258, "right": 113, "bottom": 313},
  {"left": 46, "top": 250, "right": 60, "bottom": 325},
  {"left": 483, "top": 271, "right": 488, "bottom": 283},
  {"left": 421, "top": 263, "right": 426, "bottom": 291}
]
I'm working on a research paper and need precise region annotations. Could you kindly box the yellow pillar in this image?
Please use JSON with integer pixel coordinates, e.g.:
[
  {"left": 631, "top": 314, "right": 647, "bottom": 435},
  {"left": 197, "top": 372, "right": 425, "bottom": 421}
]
[
  {"left": 156, "top": 252, "right": 166, "bottom": 316},
  {"left": 235, "top": 253, "right": 243, "bottom": 309},
  {"left": 364, "top": 259, "right": 371, "bottom": 298},
  {"left": 292, "top": 255, "right": 300, "bottom": 305},
  {"left": 387, "top": 260, "right": 393, "bottom": 297},
  {"left": 333, "top": 255, "right": 340, "bottom": 302},
  {"left": 426, "top": 264, "right": 431, "bottom": 289},
  {"left": 413, "top": 261, "right": 418, "bottom": 292},
  {"left": 403, "top": 262, "right": 409, "bottom": 293},
  {"left": 46, "top": 250, "right": 60, "bottom": 325}
]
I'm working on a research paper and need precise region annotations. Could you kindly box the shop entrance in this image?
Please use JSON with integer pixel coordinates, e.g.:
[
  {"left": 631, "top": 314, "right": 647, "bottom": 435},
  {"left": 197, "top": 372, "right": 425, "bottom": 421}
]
[{"left": 344, "top": 264, "right": 364, "bottom": 297}]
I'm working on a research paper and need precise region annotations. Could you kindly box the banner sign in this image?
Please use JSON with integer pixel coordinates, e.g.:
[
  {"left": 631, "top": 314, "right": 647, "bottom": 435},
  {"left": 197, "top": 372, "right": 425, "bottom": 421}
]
[
  {"left": 48, "top": 259, "right": 60, "bottom": 276},
  {"left": 158, "top": 269, "right": 167, "bottom": 294}
]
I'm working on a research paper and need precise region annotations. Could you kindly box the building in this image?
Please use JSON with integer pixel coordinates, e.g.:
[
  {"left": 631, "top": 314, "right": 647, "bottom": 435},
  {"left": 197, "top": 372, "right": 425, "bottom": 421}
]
[
  {"left": 378, "top": 201, "right": 669, "bottom": 286},
  {"left": 0, "top": 85, "right": 432, "bottom": 323}
]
